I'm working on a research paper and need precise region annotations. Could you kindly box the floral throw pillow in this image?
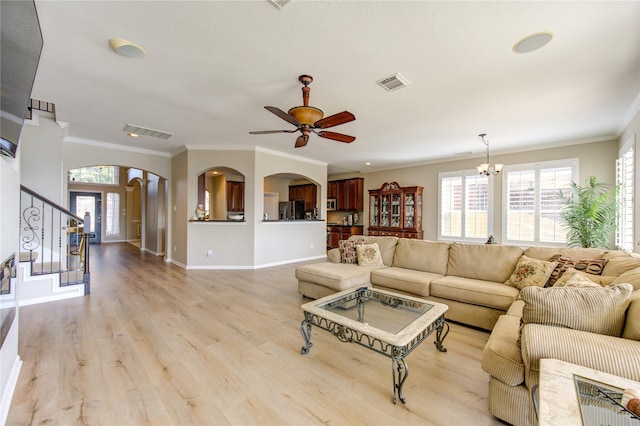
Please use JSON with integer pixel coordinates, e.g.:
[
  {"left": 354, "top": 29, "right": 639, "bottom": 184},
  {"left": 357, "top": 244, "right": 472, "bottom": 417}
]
[
  {"left": 553, "top": 267, "right": 616, "bottom": 287},
  {"left": 507, "top": 255, "right": 557, "bottom": 290},
  {"left": 339, "top": 239, "right": 364, "bottom": 264},
  {"left": 356, "top": 243, "right": 384, "bottom": 267}
]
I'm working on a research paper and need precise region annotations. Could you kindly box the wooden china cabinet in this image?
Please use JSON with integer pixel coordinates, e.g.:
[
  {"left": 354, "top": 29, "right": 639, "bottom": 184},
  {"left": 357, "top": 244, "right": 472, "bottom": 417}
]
[{"left": 368, "top": 182, "right": 423, "bottom": 239}]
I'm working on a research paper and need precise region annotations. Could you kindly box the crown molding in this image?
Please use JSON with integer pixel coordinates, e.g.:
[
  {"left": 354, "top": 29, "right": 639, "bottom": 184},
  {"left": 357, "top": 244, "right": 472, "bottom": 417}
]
[{"left": 64, "top": 136, "right": 171, "bottom": 157}]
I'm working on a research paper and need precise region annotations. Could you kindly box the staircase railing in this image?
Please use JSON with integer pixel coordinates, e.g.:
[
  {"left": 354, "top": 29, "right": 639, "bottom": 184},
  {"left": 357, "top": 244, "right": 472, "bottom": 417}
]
[{"left": 19, "top": 185, "right": 91, "bottom": 295}]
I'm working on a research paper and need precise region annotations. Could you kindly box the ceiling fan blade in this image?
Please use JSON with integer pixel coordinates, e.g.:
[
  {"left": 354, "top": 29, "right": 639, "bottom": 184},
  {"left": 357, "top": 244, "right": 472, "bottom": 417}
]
[
  {"left": 249, "top": 129, "right": 298, "bottom": 135},
  {"left": 317, "top": 131, "right": 356, "bottom": 143},
  {"left": 294, "top": 135, "right": 309, "bottom": 148},
  {"left": 264, "top": 106, "right": 301, "bottom": 127},
  {"left": 314, "top": 111, "right": 355, "bottom": 129}
]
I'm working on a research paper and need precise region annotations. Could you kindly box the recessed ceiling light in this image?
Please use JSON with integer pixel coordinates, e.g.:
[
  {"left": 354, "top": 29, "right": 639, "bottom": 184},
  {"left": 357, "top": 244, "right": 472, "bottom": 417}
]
[
  {"left": 513, "top": 31, "right": 554, "bottom": 54},
  {"left": 365, "top": 162, "right": 371, "bottom": 166},
  {"left": 128, "top": 132, "right": 140, "bottom": 138},
  {"left": 109, "top": 38, "right": 146, "bottom": 58}
]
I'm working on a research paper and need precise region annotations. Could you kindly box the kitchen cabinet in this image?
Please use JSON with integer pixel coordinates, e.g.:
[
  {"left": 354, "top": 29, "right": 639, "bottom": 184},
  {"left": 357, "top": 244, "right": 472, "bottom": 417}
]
[
  {"left": 289, "top": 183, "right": 317, "bottom": 212},
  {"left": 328, "top": 181, "right": 337, "bottom": 199},
  {"left": 368, "top": 182, "right": 423, "bottom": 239},
  {"left": 226, "top": 181, "right": 244, "bottom": 212},
  {"left": 327, "top": 225, "right": 363, "bottom": 249},
  {"left": 329, "top": 177, "right": 364, "bottom": 212}
]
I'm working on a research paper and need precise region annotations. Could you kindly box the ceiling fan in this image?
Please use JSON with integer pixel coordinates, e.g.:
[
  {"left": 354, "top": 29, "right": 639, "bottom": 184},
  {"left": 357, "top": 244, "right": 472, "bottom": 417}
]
[{"left": 249, "top": 75, "right": 356, "bottom": 148}]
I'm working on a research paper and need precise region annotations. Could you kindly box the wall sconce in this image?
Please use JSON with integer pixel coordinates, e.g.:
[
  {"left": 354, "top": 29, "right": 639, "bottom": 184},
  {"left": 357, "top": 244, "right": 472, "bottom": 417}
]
[{"left": 476, "top": 133, "right": 503, "bottom": 176}]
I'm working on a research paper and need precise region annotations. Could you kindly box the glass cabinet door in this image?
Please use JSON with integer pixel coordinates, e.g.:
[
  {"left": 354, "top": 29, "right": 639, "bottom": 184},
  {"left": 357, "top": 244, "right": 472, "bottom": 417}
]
[
  {"left": 416, "top": 193, "right": 422, "bottom": 229},
  {"left": 381, "top": 194, "right": 390, "bottom": 227},
  {"left": 404, "top": 193, "right": 415, "bottom": 229},
  {"left": 391, "top": 192, "right": 401, "bottom": 228},
  {"left": 370, "top": 195, "right": 379, "bottom": 227}
]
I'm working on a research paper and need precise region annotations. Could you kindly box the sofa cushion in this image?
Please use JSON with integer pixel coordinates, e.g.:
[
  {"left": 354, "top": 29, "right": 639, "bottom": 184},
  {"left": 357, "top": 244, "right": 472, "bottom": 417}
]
[
  {"left": 523, "top": 246, "right": 605, "bottom": 261},
  {"left": 506, "top": 255, "right": 557, "bottom": 289},
  {"left": 545, "top": 255, "right": 608, "bottom": 287},
  {"left": 520, "top": 283, "right": 633, "bottom": 337},
  {"left": 602, "top": 252, "right": 640, "bottom": 276},
  {"left": 447, "top": 243, "right": 523, "bottom": 283},
  {"left": 431, "top": 276, "right": 519, "bottom": 311},
  {"left": 371, "top": 267, "right": 443, "bottom": 297},
  {"left": 482, "top": 314, "right": 525, "bottom": 386},
  {"left": 612, "top": 267, "right": 640, "bottom": 291},
  {"left": 623, "top": 290, "right": 640, "bottom": 340},
  {"left": 351, "top": 236, "right": 398, "bottom": 266},
  {"left": 392, "top": 239, "right": 449, "bottom": 275},
  {"left": 338, "top": 239, "right": 364, "bottom": 264},
  {"left": 295, "top": 262, "right": 379, "bottom": 292}
]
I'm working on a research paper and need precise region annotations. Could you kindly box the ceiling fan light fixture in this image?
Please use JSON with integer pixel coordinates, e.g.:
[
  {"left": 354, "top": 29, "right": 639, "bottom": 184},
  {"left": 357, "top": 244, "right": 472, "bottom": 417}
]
[{"left": 288, "top": 106, "right": 323, "bottom": 126}]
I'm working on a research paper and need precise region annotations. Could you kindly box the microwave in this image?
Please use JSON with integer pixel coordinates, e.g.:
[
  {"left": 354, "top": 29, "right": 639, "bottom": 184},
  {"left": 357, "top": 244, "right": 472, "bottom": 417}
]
[{"left": 327, "top": 198, "right": 337, "bottom": 211}]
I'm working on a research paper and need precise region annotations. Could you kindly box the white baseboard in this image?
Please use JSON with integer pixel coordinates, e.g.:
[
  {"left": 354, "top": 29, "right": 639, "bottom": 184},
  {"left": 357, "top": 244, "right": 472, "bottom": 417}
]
[{"left": 0, "top": 355, "right": 22, "bottom": 426}]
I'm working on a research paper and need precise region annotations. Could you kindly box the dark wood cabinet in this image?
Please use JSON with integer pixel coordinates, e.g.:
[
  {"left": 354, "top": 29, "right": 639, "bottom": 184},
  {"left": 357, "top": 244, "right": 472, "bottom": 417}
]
[
  {"left": 327, "top": 225, "right": 363, "bottom": 249},
  {"left": 226, "top": 181, "right": 244, "bottom": 212},
  {"left": 329, "top": 177, "right": 364, "bottom": 212},
  {"left": 328, "top": 181, "right": 337, "bottom": 199},
  {"left": 368, "top": 182, "right": 423, "bottom": 239},
  {"left": 289, "top": 183, "right": 317, "bottom": 212}
]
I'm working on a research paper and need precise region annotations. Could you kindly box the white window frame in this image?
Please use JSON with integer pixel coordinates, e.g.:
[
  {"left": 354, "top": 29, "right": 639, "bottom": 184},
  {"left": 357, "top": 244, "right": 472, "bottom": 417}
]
[
  {"left": 616, "top": 136, "right": 635, "bottom": 251},
  {"left": 502, "top": 158, "right": 578, "bottom": 247},
  {"left": 68, "top": 166, "right": 119, "bottom": 186},
  {"left": 438, "top": 169, "right": 493, "bottom": 243}
]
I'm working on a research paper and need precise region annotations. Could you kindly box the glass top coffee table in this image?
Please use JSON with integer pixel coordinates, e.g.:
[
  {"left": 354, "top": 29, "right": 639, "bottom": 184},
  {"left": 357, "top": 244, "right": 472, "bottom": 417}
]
[{"left": 300, "top": 286, "right": 449, "bottom": 404}]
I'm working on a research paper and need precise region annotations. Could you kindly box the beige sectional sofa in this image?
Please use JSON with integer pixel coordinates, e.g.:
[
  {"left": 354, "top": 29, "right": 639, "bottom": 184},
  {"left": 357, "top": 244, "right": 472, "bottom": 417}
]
[
  {"left": 297, "top": 235, "right": 524, "bottom": 330},
  {"left": 295, "top": 236, "right": 640, "bottom": 426}
]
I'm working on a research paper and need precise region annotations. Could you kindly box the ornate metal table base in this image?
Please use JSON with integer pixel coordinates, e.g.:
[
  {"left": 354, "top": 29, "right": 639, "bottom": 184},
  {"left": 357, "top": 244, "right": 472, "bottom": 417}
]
[{"left": 299, "top": 309, "right": 449, "bottom": 404}]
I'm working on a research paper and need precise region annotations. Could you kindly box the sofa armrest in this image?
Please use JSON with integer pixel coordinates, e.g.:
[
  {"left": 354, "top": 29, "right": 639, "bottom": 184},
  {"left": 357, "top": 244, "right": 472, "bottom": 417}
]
[
  {"left": 327, "top": 248, "right": 341, "bottom": 263},
  {"left": 521, "top": 323, "right": 640, "bottom": 390}
]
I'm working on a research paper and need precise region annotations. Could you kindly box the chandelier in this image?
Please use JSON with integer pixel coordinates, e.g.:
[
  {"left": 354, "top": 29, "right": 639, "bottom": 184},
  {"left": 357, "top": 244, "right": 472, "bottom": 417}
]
[{"left": 476, "top": 133, "right": 503, "bottom": 176}]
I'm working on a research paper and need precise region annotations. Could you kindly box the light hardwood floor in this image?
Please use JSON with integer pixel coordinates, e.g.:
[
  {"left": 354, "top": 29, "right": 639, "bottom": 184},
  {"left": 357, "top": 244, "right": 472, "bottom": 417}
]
[{"left": 7, "top": 243, "right": 503, "bottom": 425}]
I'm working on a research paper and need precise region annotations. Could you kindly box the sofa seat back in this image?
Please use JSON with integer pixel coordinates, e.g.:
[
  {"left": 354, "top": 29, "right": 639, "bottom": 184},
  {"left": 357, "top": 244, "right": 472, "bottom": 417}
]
[
  {"left": 447, "top": 243, "right": 523, "bottom": 283},
  {"left": 391, "top": 239, "right": 450, "bottom": 274},
  {"left": 350, "top": 235, "right": 399, "bottom": 266},
  {"left": 431, "top": 276, "right": 519, "bottom": 311}
]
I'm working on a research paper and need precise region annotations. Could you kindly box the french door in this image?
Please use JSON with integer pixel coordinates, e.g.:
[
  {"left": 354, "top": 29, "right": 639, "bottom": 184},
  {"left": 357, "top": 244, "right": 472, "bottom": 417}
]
[{"left": 70, "top": 191, "right": 102, "bottom": 243}]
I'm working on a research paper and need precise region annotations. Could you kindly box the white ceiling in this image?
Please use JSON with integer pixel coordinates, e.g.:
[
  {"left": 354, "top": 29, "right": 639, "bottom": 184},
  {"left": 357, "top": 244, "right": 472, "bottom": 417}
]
[{"left": 30, "top": 1, "right": 640, "bottom": 174}]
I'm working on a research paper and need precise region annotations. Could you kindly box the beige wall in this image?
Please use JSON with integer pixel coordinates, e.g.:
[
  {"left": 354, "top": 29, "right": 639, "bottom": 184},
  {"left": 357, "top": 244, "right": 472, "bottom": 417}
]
[
  {"left": 171, "top": 151, "right": 188, "bottom": 266},
  {"left": 345, "top": 138, "right": 619, "bottom": 243}
]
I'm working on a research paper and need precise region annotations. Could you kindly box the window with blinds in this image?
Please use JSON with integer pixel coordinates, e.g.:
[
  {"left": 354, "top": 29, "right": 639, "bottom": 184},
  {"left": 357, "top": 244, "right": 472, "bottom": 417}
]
[
  {"left": 503, "top": 159, "right": 577, "bottom": 246},
  {"left": 439, "top": 171, "right": 490, "bottom": 242},
  {"left": 616, "top": 140, "right": 635, "bottom": 251}
]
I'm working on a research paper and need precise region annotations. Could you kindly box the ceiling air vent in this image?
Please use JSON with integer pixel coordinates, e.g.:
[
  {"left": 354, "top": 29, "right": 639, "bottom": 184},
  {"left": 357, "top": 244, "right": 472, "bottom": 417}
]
[
  {"left": 123, "top": 124, "right": 173, "bottom": 140},
  {"left": 376, "top": 73, "right": 410, "bottom": 92}
]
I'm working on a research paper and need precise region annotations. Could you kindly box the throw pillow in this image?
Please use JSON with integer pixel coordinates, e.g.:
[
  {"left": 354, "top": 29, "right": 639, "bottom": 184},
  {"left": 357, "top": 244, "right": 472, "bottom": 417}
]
[
  {"left": 520, "top": 283, "right": 633, "bottom": 337},
  {"left": 339, "top": 239, "right": 364, "bottom": 264},
  {"left": 622, "top": 290, "right": 640, "bottom": 341},
  {"left": 506, "top": 255, "right": 557, "bottom": 290},
  {"left": 545, "top": 255, "right": 608, "bottom": 287},
  {"left": 553, "top": 272, "right": 601, "bottom": 288},
  {"left": 552, "top": 267, "right": 616, "bottom": 287},
  {"left": 356, "top": 243, "right": 384, "bottom": 267}
]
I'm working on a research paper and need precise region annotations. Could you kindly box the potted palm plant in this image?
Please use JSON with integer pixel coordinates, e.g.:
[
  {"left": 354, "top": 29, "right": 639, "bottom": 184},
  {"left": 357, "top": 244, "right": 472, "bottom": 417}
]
[{"left": 558, "top": 176, "right": 619, "bottom": 248}]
